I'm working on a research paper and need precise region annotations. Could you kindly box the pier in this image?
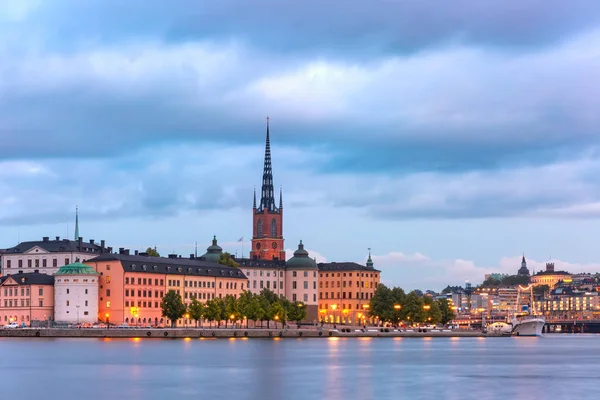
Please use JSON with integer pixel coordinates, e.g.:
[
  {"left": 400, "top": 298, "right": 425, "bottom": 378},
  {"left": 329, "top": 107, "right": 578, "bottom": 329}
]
[{"left": 0, "top": 327, "right": 500, "bottom": 339}]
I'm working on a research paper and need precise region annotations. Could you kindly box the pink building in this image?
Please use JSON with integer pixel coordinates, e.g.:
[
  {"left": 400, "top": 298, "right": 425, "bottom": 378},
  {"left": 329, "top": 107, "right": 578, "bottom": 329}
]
[{"left": 0, "top": 272, "right": 54, "bottom": 326}]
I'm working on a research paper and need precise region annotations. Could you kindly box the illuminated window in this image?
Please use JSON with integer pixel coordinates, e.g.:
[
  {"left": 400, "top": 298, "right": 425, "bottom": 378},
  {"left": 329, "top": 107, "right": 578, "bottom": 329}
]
[{"left": 106, "top": 301, "right": 111, "bottom": 308}]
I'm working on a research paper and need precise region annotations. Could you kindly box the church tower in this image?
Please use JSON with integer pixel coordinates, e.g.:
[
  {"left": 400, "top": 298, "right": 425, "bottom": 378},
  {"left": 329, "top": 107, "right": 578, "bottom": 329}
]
[{"left": 250, "top": 117, "right": 285, "bottom": 260}]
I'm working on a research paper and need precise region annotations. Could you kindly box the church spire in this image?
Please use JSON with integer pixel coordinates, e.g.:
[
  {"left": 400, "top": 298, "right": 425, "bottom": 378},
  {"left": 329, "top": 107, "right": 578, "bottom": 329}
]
[
  {"left": 366, "top": 247, "right": 373, "bottom": 268},
  {"left": 279, "top": 186, "right": 283, "bottom": 209},
  {"left": 259, "top": 116, "right": 276, "bottom": 212},
  {"left": 253, "top": 186, "right": 257, "bottom": 209},
  {"left": 74, "top": 205, "right": 79, "bottom": 240}
]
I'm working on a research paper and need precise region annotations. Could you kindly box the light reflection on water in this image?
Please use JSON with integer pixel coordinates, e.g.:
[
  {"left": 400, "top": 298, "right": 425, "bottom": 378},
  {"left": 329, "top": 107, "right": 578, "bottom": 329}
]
[{"left": 1, "top": 335, "right": 599, "bottom": 400}]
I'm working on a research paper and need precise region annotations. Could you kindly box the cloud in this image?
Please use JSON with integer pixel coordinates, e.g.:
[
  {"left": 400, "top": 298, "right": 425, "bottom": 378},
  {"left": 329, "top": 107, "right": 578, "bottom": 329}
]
[{"left": 373, "top": 252, "right": 600, "bottom": 291}]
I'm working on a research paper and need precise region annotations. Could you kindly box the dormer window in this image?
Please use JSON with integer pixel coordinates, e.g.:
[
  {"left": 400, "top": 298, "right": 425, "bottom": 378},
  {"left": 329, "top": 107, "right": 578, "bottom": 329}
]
[
  {"left": 187, "top": 268, "right": 192, "bottom": 273},
  {"left": 167, "top": 266, "right": 171, "bottom": 272},
  {"left": 131, "top": 265, "right": 136, "bottom": 270},
  {"left": 207, "top": 269, "right": 211, "bottom": 274},
  {"left": 177, "top": 267, "right": 182, "bottom": 273},
  {"left": 153, "top": 266, "right": 158, "bottom": 271},
  {"left": 142, "top": 265, "right": 147, "bottom": 271}
]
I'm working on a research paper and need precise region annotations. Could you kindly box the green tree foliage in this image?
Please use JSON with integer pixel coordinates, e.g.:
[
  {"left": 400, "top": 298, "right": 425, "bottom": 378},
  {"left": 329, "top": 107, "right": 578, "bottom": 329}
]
[
  {"left": 160, "top": 290, "right": 186, "bottom": 327},
  {"left": 145, "top": 247, "right": 160, "bottom": 257},
  {"left": 437, "top": 298, "right": 455, "bottom": 324},
  {"left": 287, "top": 301, "right": 308, "bottom": 325},
  {"left": 187, "top": 298, "right": 205, "bottom": 327},
  {"left": 224, "top": 295, "right": 238, "bottom": 327},
  {"left": 481, "top": 274, "right": 530, "bottom": 287},
  {"left": 270, "top": 301, "right": 286, "bottom": 327},
  {"left": 204, "top": 299, "right": 221, "bottom": 327},
  {"left": 217, "top": 252, "right": 239, "bottom": 269}
]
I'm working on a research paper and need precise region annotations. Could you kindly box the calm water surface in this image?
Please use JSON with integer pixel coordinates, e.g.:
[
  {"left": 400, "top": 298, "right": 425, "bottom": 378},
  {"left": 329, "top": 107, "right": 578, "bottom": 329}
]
[{"left": 1, "top": 335, "right": 598, "bottom": 399}]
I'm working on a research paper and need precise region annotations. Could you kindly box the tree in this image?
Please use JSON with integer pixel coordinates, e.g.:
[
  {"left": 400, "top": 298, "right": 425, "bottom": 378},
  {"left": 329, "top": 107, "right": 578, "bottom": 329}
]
[
  {"left": 270, "top": 301, "right": 286, "bottom": 328},
  {"left": 287, "top": 301, "right": 307, "bottom": 325},
  {"left": 218, "top": 252, "right": 239, "bottom": 268},
  {"left": 236, "top": 291, "right": 254, "bottom": 328},
  {"left": 224, "top": 295, "right": 238, "bottom": 327},
  {"left": 188, "top": 298, "right": 205, "bottom": 327},
  {"left": 204, "top": 299, "right": 221, "bottom": 328},
  {"left": 160, "top": 290, "right": 186, "bottom": 327},
  {"left": 403, "top": 291, "right": 425, "bottom": 324},
  {"left": 369, "top": 284, "right": 394, "bottom": 322},
  {"left": 146, "top": 247, "right": 160, "bottom": 257},
  {"left": 437, "top": 298, "right": 455, "bottom": 324},
  {"left": 250, "top": 295, "right": 265, "bottom": 328}
]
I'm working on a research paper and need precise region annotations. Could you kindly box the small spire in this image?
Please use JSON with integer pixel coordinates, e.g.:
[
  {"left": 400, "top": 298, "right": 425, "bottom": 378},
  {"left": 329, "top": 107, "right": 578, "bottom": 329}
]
[
  {"left": 253, "top": 186, "right": 257, "bottom": 209},
  {"left": 74, "top": 205, "right": 79, "bottom": 241},
  {"left": 522, "top": 253, "right": 526, "bottom": 263},
  {"left": 366, "top": 247, "right": 373, "bottom": 267},
  {"left": 279, "top": 186, "right": 283, "bottom": 208}
]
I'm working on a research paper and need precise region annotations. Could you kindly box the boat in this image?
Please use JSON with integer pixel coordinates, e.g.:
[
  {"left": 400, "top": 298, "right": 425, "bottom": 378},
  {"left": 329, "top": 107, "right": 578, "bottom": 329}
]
[
  {"left": 510, "top": 285, "right": 545, "bottom": 337},
  {"left": 487, "top": 321, "right": 513, "bottom": 334}
]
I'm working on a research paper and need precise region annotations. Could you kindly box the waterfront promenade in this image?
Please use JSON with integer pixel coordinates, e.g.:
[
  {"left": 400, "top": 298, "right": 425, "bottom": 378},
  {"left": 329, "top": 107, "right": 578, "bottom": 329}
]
[{"left": 0, "top": 327, "right": 494, "bottom": 339}]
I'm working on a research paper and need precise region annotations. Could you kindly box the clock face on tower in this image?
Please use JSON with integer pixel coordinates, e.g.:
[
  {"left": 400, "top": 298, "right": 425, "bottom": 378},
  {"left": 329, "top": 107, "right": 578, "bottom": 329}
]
[
  {"left": 272, "top": 242, "right": 277, "bottom": 249},
  {"left": 256, "top": 243, "right": 261, "bottom": 250}
]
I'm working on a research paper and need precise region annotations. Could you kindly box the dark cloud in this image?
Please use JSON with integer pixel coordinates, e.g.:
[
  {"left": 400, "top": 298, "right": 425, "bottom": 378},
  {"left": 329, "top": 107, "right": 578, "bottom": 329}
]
[{"left": 28, "top": 0, "right": 600, "bottom": 56}]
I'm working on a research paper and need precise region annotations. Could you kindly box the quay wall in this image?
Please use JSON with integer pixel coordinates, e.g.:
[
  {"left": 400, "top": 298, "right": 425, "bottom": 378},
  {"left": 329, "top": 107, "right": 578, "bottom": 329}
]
[{"left": 0, "top": 328, "right": 492, "bottom": 339}]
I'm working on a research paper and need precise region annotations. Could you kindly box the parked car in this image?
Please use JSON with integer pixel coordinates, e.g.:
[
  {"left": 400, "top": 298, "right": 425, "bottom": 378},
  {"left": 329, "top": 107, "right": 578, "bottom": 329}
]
[{"left": 3, "top": 322, "right": 19, "bottom": 329}]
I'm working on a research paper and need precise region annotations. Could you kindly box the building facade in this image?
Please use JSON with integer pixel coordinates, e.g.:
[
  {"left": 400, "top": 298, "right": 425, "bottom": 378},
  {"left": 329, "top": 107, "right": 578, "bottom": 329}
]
[
  {"left": 85, "top": 251, "right": 248, "bottom": 326},
  {"left": 317, "top": 256, "right": 381, "bottom": 325},
  {"left": 1, "top": 236, "right": 109, "bottom": 276},
  {"left": 0, "top": 272, "right": 54, "bottom": 326},
  {"left": 250, "top": 117, "right": 285, "bottom": 261},
  {"left": 53, "top": 262, "right": 100, "bottom": 324},
  {"left": 530, "top": 263, "right": 572, "bottom": 288}
]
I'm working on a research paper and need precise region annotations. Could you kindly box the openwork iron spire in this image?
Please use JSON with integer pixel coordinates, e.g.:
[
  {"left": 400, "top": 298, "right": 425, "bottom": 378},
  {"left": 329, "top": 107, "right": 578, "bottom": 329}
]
[{"left": 259, "top": 117, "right": 277, "bottom": 212}]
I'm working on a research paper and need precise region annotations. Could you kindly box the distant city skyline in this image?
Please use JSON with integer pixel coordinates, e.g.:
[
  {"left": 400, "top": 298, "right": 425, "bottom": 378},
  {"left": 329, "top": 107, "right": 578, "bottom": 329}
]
[{"left": 2, "top": 1, "right": 600, "bottom": 291}]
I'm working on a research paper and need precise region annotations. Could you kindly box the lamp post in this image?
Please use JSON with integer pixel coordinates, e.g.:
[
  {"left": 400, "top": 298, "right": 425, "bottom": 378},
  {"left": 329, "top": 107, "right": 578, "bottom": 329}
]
[
  {"left": 185, "top": 313, "right": 190, "bottom": 329},
  {"left": 274, "top": 315, "right": 279, "bottom": 329},
  {"left": 393, "top": 304, "right": 402, "bottom": 327},
  {"left": 230, "top": 314, "right": 236, "bottom": 329},
  {"left": 423, "top": 304, "right": 431, "bottom": 326},
  {"left": 76, "top": 305, "right": 80, "bottom": 325},
  {"left": 105, "top": 313, "right": 109, "bottom": 329},
  {"left": 331, "top": 304, "right": 337, "bottom": 325}
]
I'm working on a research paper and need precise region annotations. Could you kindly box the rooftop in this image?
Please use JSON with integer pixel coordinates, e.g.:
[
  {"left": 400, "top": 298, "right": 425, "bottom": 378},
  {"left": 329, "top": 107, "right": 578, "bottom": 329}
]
[
  {"left": 318, "top": 262, "right": 380, "bottom": 273},
  {"left": 87, "top": 253, "right": 247, "bottom": 280},
  {"left": 4, "top": 237, "right": 106, "bottom": 255},
  {"left": 0, "top": 272, "right": 55, "bottom": 286},
  {"left": 54, "top": 262, "right": 100, "bottom": 276}
]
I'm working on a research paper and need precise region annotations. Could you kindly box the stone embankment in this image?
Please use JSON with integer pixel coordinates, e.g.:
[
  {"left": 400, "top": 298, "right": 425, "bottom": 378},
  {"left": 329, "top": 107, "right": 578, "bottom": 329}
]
[{"left": 0, "top": 327, "right": 502, "bottom": 339}]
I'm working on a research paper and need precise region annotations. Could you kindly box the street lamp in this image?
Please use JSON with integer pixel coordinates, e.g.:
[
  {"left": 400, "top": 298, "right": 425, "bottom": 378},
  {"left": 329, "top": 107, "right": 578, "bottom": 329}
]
[
  {"left": 394, "top": 304, "right": 402, "bottom": 310},
  {"left": 185, "top": 313, "right": 189, "bottom": 328},
  {"left": 105, "top": 313, "right": 110, "bottom": 329}
]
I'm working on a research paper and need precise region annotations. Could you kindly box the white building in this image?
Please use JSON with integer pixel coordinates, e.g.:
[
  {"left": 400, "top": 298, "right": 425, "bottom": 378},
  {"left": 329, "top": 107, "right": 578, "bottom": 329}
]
[
  {"left": 1, "top": 236, "right": 109, "bottom": 276},
  {"left": 53, "top": 262, "right": 100, "bottom": 324}
]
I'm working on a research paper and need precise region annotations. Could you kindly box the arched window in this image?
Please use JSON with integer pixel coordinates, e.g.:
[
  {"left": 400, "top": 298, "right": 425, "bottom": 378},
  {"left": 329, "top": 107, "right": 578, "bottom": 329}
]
[
  {"left": 271, "top": 219, "right": 277, "bottom": 237},
  {"left": 257, "top": 220, "right": 263, "bottom": 237}
]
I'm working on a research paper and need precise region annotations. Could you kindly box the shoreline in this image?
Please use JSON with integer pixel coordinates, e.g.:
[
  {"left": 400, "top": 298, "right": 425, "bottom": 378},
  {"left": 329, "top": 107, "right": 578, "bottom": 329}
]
[{"left": 0, "top": 327, "right": 505, "bottom": 339}]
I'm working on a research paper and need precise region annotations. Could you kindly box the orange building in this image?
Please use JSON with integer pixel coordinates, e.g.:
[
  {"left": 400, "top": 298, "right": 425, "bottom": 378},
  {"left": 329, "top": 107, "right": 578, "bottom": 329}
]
[
  {"left": 250, "top": 117, "right": 285, "bottom": 261},
  {"left": 85, "top": 251, "right": 247, "bottom": 326},
  {"left": 0, "top": 272, "right": 54, "bottom": 326},
  {"left": 317, "top": 256, "right": 381, "bottom": 325}
]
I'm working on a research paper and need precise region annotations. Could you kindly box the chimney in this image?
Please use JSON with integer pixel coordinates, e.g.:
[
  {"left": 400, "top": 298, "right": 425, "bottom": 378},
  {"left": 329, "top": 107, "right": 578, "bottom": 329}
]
[
  {"left": 56, "top": 236, "right": 60, "bottom": 241},
  {"left": 107, "top": 246, "right": 113, "bottom": 253},
  {"left": 89, "top": 239, "right": 95, "bottom": 245},
  {"left": 134, "top": 250, "right": 139, "bottom": 256},
  {"left": 42, "top": 237, "right": 49, "bottom": 242},
  {"left": 119, "top": 248, "right": 125, "bottom": 254},
  {"left": 546, "top": 262, "right": 555, "bottom": 272},
  {"left": 168, "top": 254, "right": 177, "bottom": 259},
  {"left": 190, "top": 254, "right": 195, "bottom": 259},
  {"left": 123, "top": 249, "right": 130, "bottom": 256},
  {"left": 78, "top": 237, "right": 83, "bottom": 251},
  {"left": 139, "top": 252, "right": 149, "bottom": 257},
  {"left": 100, "top": 240, "right": 105, "bottom": 253}
]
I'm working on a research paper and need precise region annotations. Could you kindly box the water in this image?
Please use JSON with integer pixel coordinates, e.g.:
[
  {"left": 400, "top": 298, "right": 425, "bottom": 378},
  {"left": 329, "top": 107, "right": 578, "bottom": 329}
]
[{"left": 1, "top": 335, "right": 598, "bottom": 400}]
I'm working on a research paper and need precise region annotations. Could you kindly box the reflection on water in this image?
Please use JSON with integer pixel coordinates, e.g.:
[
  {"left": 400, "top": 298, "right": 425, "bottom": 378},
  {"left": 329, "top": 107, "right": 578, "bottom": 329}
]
[{"left": 1, "top": 335, "right": 599, "bottom": 400}]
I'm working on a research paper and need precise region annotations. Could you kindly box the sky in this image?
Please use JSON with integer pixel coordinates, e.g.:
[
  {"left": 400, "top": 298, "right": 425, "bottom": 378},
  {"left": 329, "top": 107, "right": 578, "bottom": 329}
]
[{"left": 1, "top": 0, "right": 600, "bottom": 291}]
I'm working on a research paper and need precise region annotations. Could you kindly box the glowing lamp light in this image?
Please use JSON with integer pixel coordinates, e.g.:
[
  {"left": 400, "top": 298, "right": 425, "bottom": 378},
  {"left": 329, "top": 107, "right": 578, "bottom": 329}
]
[
  {"left": 274, "top": 315, "right": 279, "bottom": 321},
  {"left": 423, "top": 305, "right": 431, "bottom": 311},
  {"left": 229, "top": 314, "right": 235, "bottom": 320},
  {"left": 394, "top": 304, "right": 402, "bottom": 310}
]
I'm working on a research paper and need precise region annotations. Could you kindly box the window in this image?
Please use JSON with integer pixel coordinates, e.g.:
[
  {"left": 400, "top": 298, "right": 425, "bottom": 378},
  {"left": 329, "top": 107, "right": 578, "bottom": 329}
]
[
  {"left": 42, "top": 259, "right": 47, "bottom": 267},
  {"left": 6, "top": 260, "right": 10, "bottom": 268},
  {"left": 65, "top": 258, "right": 70, "bottom": 265},
  {"left": 260, "top": 281, "right": 264, "bottom": 289},
  {"left": 304, "top": 294, "right": 308, "bottom": 302},
  {"left": 66, "top": 300, "right": 70, "bottom": 306},
  {"left": 35, "top": 259, "right": 39, "bottom": 268},
  {"left": 293, "top": 271, "right": 297, "bottom": 277},
  {"left": 292, "top": 281, "right": 297, "bottom": 289},
  {"left": 66, "top": 289, "right": 70, "bottom": 294},
  {"left": 304, "top": 281, "right": 308, "bottom": 289},
  {"left": 253, "top": 281, "right": 257, "bottom": 289},
  {"left": 106, "top": 264, "right": 111, "bottom": 270},
  {"left": 85, "top": 300, "right": 88, "bottom": 306},
  {"left": 53, "top": 259, "right": 57, "bottom": 267},
  {"left": 106, "top": 301, "right": 111, "bottom": 308},
  {"left": 257, "top": 220, "right": 263, "bottom": 237},
  {"left": 38, "top": 288, "right": 43, "bottom": 296},
  {"left": 304, "top": 271, "right": 308, "bottom": 277},
  {"left": 18, "top": 260, "right": 22, "bottom": 268},
  {"left": 106, "top": 289, "right": 111, "bottom": 297},
  {"left": 279, "top": 281, "right": 283, "bottom": 290},
  {"left": 270, "top": 219, "right": 277, "bottom": 237},
  {"left": 28, "top": 260, "right": 32, "bottom": 268},
  {"left": 292, "top": 294, "right": 297, "bottom": 301},
  {"left": 85, "top": 289, "right": 88, "bottom": 295},
  {"left": 266, "top": 281, "right": 270, "bottom": 289},
  {"left": 313, "top": 281, "right": 316, "bottom": 289},
  {"left": 39, "top": 300, "right": 43, "bottom": 307}
]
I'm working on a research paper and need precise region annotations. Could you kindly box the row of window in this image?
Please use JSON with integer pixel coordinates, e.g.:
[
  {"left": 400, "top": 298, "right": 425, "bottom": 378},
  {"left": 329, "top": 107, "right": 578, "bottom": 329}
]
[
  {"left": 320, "top": 292, "right": 374, "bottom": 300},
  {"left": 3, "top": 287, "right": 31, "bottom": 297},
  {"left": 1, "top": 300, "right": 44, "bottom": 307},
  {"left": 320, "top": 303, "right": 369, "bottom": 310},
  {"left": 321, "top": 272, "right": 378, "bottom": 278},
  {"left": 125, "top": 289, "right": 165, "bottom": 298},
  {"left": 320, "top": 281, "right": 374, "bottom": 289},
  {"left": 125, "top": 277, "right": 165, "bottom": 286},
  {"left": 65, "top": 300, "right": 89, "bottom": 307},
  {"left": 6, "top": 258, "right": 68, "bottom": 268},
  {"left": 3, "top": 315, "right": 29, "bottom": 322}
]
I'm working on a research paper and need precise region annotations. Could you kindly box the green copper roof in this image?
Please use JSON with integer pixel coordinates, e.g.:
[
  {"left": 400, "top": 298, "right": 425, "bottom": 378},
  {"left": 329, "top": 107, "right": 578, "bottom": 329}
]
[
  {"left": 54, "top": 262, "right": 99, "bottom": 276},
  {"left": 286, "top": 240, "right": 317, "bottom": 270}
]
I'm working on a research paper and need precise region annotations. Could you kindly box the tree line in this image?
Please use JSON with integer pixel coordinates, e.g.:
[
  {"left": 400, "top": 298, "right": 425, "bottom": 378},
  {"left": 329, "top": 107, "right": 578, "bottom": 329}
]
[
  {"left": 160, "top": 288, "right": 307, "bottom": 328},
  {"left": 369, "top": 284, "right": 455, "bottom": 325}
]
